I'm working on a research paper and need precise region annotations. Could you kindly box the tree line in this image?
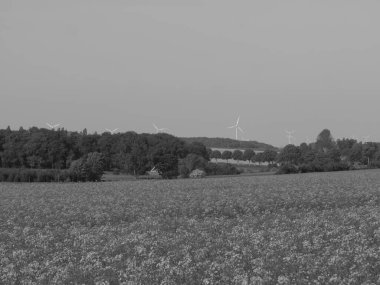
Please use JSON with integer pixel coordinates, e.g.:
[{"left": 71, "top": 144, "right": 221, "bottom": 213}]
[
  {"left": 209, "top": 149, "right": 277, "bottom": 165},
  {"left": 0, "top": 126, "right": 238, "bottom": 181},
  {"left": 180, "top": 137, "right": 276, "bottom": 151},
  {"left": 276, "top": 129, "right": 380, "bottom": 174},
  {"left": 210, "top": 129, "right": 380, "bottom": 174}
]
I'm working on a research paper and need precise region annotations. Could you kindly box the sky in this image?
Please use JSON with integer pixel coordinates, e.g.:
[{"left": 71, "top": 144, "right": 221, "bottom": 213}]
[{"left": 1, "top": 0, "right": 380, "bottom": 147}]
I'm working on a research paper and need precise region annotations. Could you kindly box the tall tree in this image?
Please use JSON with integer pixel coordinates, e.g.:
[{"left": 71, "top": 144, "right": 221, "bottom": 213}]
[
  {"left": 277, "top": 145, "right": 301, "bottom": 165},
  {"left": 232, "top": 150, "right": 243, "bottom": 163},
  {"left": 262, "top": 149, "right": 277, "bottom": 164},
  {"left": 315, "top": 129, "right": 335, "bottom": 152},
  {"left": 243, "top": 149, "right": 255, "bottom": 163},
  {"left": 221, "top": 150, "right": 232, "bottom": 163},
  {"left": 211, "top": 150, "right": 222, "bottom": 162}
]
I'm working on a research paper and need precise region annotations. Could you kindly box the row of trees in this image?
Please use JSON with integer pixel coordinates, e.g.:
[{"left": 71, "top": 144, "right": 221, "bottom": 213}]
[
  {"left": 0, "top": 152, "right": 104, "bottom": 182},
  {"left": 208, "top": 129, "right": 380, "bottom": 175},
  {"left": 0, "top": 127, "right": 211, "bottom": 179},
  {"left": 181, "top": 137, "right": 276, "bottom": 150},
  {"left": 210, "top": 149, "right": 278, "bottom": 164},
  {"left": 276, "top": 129, "right": 380, "bottom": 173}
]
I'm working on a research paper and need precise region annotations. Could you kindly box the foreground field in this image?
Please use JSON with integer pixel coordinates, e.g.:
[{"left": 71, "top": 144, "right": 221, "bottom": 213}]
[{"left": 1, "top": 170, "right": 380, "bottom": 284}]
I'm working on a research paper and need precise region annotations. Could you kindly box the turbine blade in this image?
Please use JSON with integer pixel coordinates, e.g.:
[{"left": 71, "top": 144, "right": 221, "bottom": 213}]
[
  {"left": 236, "top": 116, "right": 240, "bottom": 125},
  {"left": 238, "top": 127, "right": 244, "bottom": 133},
  {"left": 227, "top": 126, "right": 235, "bottom": 128}
]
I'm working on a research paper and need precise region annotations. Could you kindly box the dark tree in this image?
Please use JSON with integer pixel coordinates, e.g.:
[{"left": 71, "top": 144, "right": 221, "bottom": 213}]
[
  {"left": 232, "top": 150, "right": 243, "bottom": 163},
  {"left": 315, "top": 129, "right": 335, "bottom": 152},
  {"left": 243, "top": 149, "right": 255, "bottom": 163},
  {"left": 262, "top": 149, "right": 277, "bottom": 164},
  {"left": 221, "top": 150, "right": 232, "bottom": 163},
  {"left": 254, "top": 152, "right": 264, "bottom": 165},
  {"left": 277, "top": 145, "right": 301, "bottom": 165},
  {"left": 83, "top": 152, "right": 105, "bottom": 181},
  {"left": 156, "top": 153, "right": 179, "bottom": 179},
  {"left": 349, "top": 143, "right": 363, "bottom": 163},
  {"left": 211, "top": 150, "right": 222, "bottom": 162}
]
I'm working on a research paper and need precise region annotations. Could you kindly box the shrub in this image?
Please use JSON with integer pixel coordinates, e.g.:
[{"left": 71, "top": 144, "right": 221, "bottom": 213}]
[
  {"left": 178, "top": 154, "right": 207, "bottom": 178},
  {"left": 276, "top": 164, "right": 299, "bottom": 174},
  {"left": 0, "top": 168, "right": 70, "bottom": 182},
  {"left": 205, "top": 163, "right": 241, "bottom": 176}
]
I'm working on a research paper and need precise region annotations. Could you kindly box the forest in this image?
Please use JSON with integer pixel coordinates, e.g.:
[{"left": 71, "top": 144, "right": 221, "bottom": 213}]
[
  {"left": 275, "top": 129, "right": 380, "bottom": 174},
  {"left": 1, "top": 127, "right": 379, "bottom": 181},
  {"left": 0, "top": 127, "right": 214, "bottom": 181}
]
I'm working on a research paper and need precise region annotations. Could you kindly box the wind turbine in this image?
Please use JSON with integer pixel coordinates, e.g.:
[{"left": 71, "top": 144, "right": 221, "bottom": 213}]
[
  {"left": 228, "top": 116, "right": 244, "bottom": 140},
  {"left": 285, "top": 130, "right": 296, "bottom": 145},
  {"left": 105, "top": 128, "right": 119, "bottom": 134},
  {"left": 46, "top": 123, "right": 60, "bottom": 130},
  {"left": 153, "top": 123, "right": 169, "bottom": 133}
]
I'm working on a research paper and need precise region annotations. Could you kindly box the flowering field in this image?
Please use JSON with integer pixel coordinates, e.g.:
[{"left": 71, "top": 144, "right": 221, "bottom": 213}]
[{"left": 1, "top": 170, "right": 380, "bottom": 284}]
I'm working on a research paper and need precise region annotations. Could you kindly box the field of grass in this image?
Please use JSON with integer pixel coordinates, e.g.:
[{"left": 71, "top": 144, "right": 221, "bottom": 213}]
[{"left": 1, "top": 170, "right": 380, "bottom": 284}]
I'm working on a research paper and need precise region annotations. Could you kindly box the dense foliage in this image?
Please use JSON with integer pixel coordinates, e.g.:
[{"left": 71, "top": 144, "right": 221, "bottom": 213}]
[
  {"left": 0, "top": 168, "right": 70, "bottom": 182},
  {"left": 277, "top": 129, "right": 380, "bottom": 174},
  {"left": 180, "top": 137, "right": 277, "bottom": 151},
  {"left": 1, "top": 170, "right": 380, "bottom": 283},
  {"left": 0, "top": 127, "right": 209, "bottom": 179}
]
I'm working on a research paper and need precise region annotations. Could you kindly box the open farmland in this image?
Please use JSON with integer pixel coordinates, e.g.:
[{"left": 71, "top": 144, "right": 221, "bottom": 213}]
[{"left": 1, "top": 170, "right": 380, "bottom": 284}]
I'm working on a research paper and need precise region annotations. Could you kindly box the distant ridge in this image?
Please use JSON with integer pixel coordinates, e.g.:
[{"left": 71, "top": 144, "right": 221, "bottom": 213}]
[{"left": 180, "top": 137, "right": 278, "bottom": 151}]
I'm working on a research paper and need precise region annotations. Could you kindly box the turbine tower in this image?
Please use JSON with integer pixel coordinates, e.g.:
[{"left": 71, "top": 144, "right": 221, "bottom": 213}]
[
  {"left": 285, "top": 130, "right": 296, "bottom": 145},
  {"left": 46, "top": 123, "right": 60, "bottom": 130},
  {"left": 153, "top": 123, "right": 169, "bottom": 133},
  {"left": 228, "top": 116, "right": 244, "bottom": 140},
  {"left": 105, "top": 128, "right": 119, "bottom": 134}
]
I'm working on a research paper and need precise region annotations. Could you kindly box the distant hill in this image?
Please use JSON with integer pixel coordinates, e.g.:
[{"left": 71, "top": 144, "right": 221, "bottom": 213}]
[{"left": 180, "top": 137, "right": 278, "bottom": 151}]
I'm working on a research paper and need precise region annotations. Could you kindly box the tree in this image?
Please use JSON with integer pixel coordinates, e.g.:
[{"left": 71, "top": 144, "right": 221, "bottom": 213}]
[
  {"left": 326, "top": 148, "right": 341, "bottom": 163},
  {"left": 315, "top": 129, "right": 335, "bottom": 152},
  {"left": 130, "top": 143, "right": 149, "bottom": 175},
  {"left": 349, "top": 143, "right": 363, "bottom": 163},
  {"left": 243, "top": 149, "right": 255, "bottom": 163},
  {"left": 206, "top": 148, "right": 213, "bottom": 160},
  {"left": 178, "top": 154, "right": 208, "bottom": 178},
  {"left": 254, "top": 152, "right": 264, "bottom": 165},
  {"left": 277, "top": 145, "right": 301, "bottom": 165},
  {"left": 187, "top": 142, "right": 210, "bottom": 160},
  {"left": 156, "top": 153, "right": 178, "bottom": 179},
  {"left": 83, "top": 152, "right": 105, "bottom": 181},
  {"left": 221, "top": 150, "right": 232, "bottom": 163},
  {"left": 69, "top": 158, "right": 85, "bottom": 182},
  {"left": 363, "top": 143, "right": 378, "bottom": 165},
  {"left": 262, "top": 149, "right": 277, "bottom": 164},
  {"left": 211, "top": 150, "right": 222, "bottom": 162},
  {"left": 232, "top": 150, "right": 243, "bottom": 163}
]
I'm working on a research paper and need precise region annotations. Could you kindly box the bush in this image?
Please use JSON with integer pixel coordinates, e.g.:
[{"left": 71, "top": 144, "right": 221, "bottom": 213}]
[
  {"left": 276, "top": 164, "right": 299, "bottom": 174},
  {"left": 205, "top": 163, "right": 241, "bottom": 176},
  {"left": 0, "top": 168, "right": 70, "bottom": 182},
  {"left": 178, "top": 154, "right": 208, "bottom": 178}
]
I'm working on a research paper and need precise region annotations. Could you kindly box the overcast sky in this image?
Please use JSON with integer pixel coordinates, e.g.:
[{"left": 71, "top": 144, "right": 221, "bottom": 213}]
[{"left": 1, "top": 0, "right": 379, "bottom": 146}]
